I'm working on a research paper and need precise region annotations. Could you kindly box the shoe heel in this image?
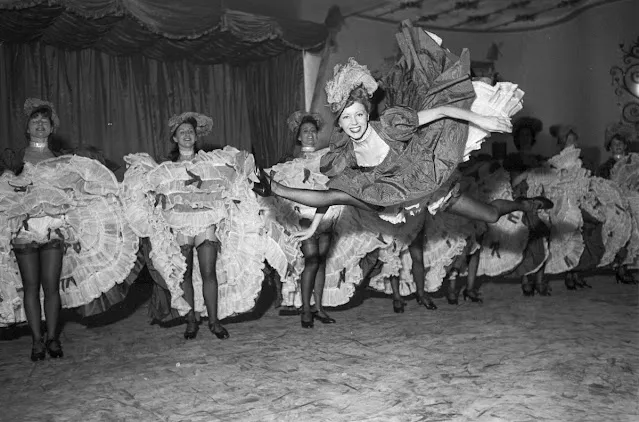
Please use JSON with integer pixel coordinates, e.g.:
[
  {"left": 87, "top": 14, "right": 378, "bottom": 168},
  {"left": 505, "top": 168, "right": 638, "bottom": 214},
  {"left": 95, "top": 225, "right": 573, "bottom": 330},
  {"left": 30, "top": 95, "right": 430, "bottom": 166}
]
[
  {"left": 209, "top": 321, "right": 230, "bottom": 339},
  {"left": 392, "top": 299, "right": 405, "bottom": 313},
  {"left": 31, "top": 339, "right": 46, "bottom": 362},
  {"left": 301, "top": 311, "right": 314, "bottom": 328},
  {"left": 45, "top": 339, "right": 63, "bottom": 359}
]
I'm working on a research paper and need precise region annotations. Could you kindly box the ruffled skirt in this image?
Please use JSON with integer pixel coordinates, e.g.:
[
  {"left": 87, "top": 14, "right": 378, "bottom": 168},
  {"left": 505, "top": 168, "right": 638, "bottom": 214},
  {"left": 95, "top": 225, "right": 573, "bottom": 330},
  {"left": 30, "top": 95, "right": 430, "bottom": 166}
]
[{"left": 0, "top": 156, "right": 139, "bottom": 326}]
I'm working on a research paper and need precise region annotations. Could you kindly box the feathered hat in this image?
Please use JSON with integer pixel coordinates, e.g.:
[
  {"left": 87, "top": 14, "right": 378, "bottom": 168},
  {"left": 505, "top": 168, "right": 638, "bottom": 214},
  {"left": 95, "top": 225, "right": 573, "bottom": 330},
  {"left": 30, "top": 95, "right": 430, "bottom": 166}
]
[
  {"left": 325, "top": 58, "right": 378, "bottom": 117},
  {"left": 168, "top": 112, "right": 213, "bottom": 137},
  {"left": 23, "top": 98, "right": 60, "bottom": 131},
  {"left": 605, "top": 122, "right": 637, "bottom": 151},
  {"left": 286, "top": 110, "right": 324, "bottom": 135}
]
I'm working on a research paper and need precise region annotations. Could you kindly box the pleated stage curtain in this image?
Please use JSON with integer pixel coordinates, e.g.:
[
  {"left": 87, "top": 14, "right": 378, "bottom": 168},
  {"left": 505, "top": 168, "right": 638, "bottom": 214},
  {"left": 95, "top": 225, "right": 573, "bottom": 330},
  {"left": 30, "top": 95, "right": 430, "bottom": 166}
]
[{"left": 0, "top": 42, "right": 304, "bottom": 170}]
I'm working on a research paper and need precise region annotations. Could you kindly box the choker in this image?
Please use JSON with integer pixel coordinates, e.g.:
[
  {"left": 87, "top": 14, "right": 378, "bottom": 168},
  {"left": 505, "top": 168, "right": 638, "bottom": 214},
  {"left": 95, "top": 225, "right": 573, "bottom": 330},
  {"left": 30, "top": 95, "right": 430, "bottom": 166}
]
[
  {"left": 179, "top": 154, "right": 195, "bottom": 161},
  {"left": 301, "top": 146, "right": 316, "bottom": 153},
  {"left": 29, "top": 140, "right": 48, "bottom": 149},
  {"left": 179, "top": 147, "right": 195, "bottom": 160},
  {"left": 351, "top": 125, "right": 372, "bottom": 144}
]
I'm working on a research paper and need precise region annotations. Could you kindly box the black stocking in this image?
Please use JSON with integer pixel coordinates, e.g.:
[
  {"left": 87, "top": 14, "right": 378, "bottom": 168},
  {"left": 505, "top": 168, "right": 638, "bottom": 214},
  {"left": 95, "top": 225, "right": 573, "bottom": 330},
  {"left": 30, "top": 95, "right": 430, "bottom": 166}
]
[
  {"left": 447, "top": 194, "right": 528, "bottom": 224},
  {"left": 301, "top": 239, "right": 320, "bottom": 315},
  {"left": 408, "top": 228, "right": 426, "bottom": 298},
  {"left": 179, "top": 244, "right": 195, "bottom": 321},
  {"left": 14, "top": 244, "right": 42, "bottom": 341},
  {"left": 39, "top": 240, "right": 64, "bottom": 339},
  {"left": 312, "top": 233, "right": 331, "bottom": 316},
  {"left": 274, "top": 184, "right": 382, "bottom": 212},
  {"left": 196, "top": 239, "right": 219, "bottom": 324}
]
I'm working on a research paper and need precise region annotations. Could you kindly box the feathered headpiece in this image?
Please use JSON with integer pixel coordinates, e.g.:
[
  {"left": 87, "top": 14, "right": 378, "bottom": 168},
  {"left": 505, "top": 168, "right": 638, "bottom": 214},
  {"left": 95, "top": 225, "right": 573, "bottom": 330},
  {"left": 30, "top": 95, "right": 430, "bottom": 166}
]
[
  {"left": 325, "top": 58, "right": 378, "bottom": 115},
  {"left": 605, "top": 122, "right": 637, "bottom": 150},
  {"left": 286, "top": 110, "right": 324, "bottom": 135},
  {"left": 168, "top": 112, "right": 213, "bottom": 137},
  {"left": 23, "top": 98, "right": 60, "bottom": 130}
]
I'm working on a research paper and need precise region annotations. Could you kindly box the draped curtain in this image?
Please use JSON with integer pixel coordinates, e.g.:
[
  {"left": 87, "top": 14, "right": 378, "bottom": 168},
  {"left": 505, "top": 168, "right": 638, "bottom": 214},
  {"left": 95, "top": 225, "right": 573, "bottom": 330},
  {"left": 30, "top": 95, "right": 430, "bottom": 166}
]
[
  {"left": 0, "top": 42, "right": 304, "bottom": 169},
  {"left": 244, "top": 50, "right": 304, "bottom": 167}
]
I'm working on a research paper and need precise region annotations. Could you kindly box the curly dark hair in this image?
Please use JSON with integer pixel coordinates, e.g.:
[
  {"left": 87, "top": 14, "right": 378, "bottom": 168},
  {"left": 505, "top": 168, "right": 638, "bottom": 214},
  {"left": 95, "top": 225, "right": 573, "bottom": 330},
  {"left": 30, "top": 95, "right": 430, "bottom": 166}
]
[
  {"left": 335, "top": 85, "right": 373, "bottom": 127},
  {"left": 167, "top": 117, "right": 199, "bottom": 162}
]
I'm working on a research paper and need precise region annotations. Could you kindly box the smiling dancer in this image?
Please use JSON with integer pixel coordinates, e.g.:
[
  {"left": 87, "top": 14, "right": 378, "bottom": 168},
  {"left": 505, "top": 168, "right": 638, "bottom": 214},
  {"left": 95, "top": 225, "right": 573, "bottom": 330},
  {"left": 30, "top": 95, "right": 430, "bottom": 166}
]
[{"left": 252, "top": 21, "right": 552, "bottom": 240}]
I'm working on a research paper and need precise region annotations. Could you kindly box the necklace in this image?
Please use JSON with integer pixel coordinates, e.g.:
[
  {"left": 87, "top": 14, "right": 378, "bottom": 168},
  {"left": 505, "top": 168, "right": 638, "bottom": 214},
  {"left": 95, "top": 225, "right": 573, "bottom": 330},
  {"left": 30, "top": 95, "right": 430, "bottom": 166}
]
[
  {"left": 351, "top": 125, "right": 372, "bottom": 144},
  {"left": 179, "top": 147, "right": 195, "bottom": 161},
  {"left": 29, "top": 140, "right": 48, "bottom": 149}
]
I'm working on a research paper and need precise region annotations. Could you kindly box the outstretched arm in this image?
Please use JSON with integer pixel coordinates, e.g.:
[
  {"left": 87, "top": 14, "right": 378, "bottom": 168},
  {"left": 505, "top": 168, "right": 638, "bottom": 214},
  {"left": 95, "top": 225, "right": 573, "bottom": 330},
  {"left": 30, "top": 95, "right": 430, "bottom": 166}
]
[{"left": 418, "top": 106, "right": 512, "bottom": 133}]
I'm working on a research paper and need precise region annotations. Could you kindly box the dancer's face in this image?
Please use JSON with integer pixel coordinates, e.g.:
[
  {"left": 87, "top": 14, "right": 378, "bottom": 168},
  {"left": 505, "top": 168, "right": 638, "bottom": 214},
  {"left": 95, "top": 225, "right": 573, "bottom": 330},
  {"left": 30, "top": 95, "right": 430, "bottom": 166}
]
[
  {"left": 610, "top": 137, "right": 627, "bottom": 158},
  {"left": 172, "top": 123, "right": 196, "bottom": 150},
  {"left": 559, "top": 132, "right": 578, "bottom": 150},
  {"left": 298, "top": 122, "right": 318, "bottom": 148},
  {"left": 338, "top": 102, "right": 369, "bottom": 141},
  {"left": 27, "top": 112, "right": 53, "bottom": 141}
]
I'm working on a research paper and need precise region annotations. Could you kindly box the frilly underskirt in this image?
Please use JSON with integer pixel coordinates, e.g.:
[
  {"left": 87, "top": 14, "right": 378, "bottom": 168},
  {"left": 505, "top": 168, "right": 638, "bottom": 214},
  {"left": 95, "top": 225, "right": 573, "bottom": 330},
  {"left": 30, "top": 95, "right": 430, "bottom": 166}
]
[
  {"left": 357, "top": 209, "right": 428, "bottom": 296},
  {"left": 0, "top": 156, "right": 139, "bottom": 326},
  {"left": 583, "top": 177, "right": 632, "bottom": 267},
  {"left": 523, "top": 148, "right": 591, "bottom": 274},
  {"left": 122, "top": 147, "right": 275, "bottom": 319},
  {"left": 610, "top": 153, "right": 639, "bottom": 268},
  {"left": 370, "top": 165, "right": 523, "bottom": 295},
  {"left": 471, "top": 165, "right": 527, "bottom": 277},
  {"left": 259, "top": 151, "right": 383, "bottom": 308}
]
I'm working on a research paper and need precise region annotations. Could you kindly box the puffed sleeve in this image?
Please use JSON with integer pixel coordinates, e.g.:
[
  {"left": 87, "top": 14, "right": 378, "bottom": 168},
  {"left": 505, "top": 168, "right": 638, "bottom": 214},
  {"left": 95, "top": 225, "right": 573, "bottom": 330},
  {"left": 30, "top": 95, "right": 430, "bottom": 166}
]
[
  {"left": 379, "top": 106, "right": 419, "bottom": 142},
  {"left": 320, "top": 130, "right": 356, "bottom": 178}
]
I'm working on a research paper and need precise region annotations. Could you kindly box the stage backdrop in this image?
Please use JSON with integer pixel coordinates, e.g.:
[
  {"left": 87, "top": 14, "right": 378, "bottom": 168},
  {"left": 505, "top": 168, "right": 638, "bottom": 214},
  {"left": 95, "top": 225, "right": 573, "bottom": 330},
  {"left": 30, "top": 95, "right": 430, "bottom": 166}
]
[{"left": 0, "top": 2, "right": 325, "bottom": 169}]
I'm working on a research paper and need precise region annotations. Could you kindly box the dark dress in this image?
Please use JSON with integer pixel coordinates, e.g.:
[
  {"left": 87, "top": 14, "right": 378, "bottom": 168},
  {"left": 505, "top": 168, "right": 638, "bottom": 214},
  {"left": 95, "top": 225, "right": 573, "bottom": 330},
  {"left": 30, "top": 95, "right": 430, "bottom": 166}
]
[{"left": 320, "top": 22, "right": 475, "bottom": 207}]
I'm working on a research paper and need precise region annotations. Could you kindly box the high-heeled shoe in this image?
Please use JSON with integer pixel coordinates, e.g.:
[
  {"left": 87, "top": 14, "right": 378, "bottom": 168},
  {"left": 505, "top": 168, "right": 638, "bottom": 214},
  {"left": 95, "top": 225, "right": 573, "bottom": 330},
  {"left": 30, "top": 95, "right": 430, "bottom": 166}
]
[
  {"left": 573, "top": 273, "right": 592, "bottom": 288},
  {"left": 392, "top": 299, "right": 405, "bottom": 313},
  {"left": 522, "top": 276, "right": 535, "bottom": 297},
  {"left": 45, "top": 338, "right": 64, "bottom": 359},
  {"left": 184, "top": 319, "right": 199, "bottom": 340},
  {"left": 312, "top": 311, "right": 336, "bottom": 324},
  {"left": 301, "top": 310, "right": 314, "bottom": 328},
  {"left": 564, "top": 272, "right": 577, "bottom": 290},
  {"left": 31, "top": 339, "right": 46, "bottom": 362},
  {"left": 209, "top": 321, "right": 230, "bottom": 339},
  {"left": 416, "top": 294, "right": 437, "bottom": 310},
  {"left": 251, "top": 166, "right": 273, "bottom": 197},
  {"left": 615, "top": 267, "right": 638, "bottom": 285},
  {"left": 534, "top": 281, "right": 551, "bottom": 296},
  {"left": 462, "top": 288, "right": 483, "bottom": 303},
  {"left": 517, "top": 196, "right": 554, "bottom": 211}
]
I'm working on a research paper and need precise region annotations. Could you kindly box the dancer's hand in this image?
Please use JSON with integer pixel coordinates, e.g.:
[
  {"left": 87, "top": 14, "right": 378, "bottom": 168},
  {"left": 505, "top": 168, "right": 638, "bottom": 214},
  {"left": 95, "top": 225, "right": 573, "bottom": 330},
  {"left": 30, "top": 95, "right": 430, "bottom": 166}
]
[
  {"left": 293, "top": 211, "right": 324, "bottom": 241},
  {"left": 475, "top": 115, "right": 512, "bottom": 133},
  {"left": 292, "top": 227, "right": 317, "bottom": 241}
]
